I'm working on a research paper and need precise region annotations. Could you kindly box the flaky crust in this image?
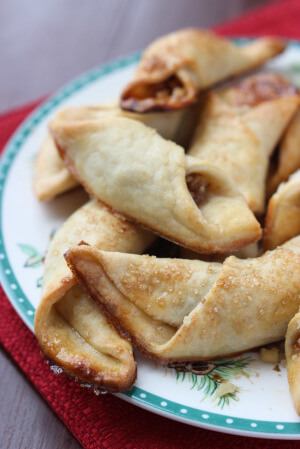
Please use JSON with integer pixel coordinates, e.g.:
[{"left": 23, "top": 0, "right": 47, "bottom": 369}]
[
  {"left": 120, "top": 29, "right": 286, "bottom": 112},
  {"left": 188, "top": 73, "right": 299, "bottom": 213},
  {"left": 263, "top": 171, "right": 300, "bottom": 251},
  {"left": 50, "top": 116, "right": 261, "bottom": 254},
  {"left": 34, "top": 199, "right": 155, "bottom": 392},
  {"left": 66, "top": 237, "right": 300, "bottom": 364}
]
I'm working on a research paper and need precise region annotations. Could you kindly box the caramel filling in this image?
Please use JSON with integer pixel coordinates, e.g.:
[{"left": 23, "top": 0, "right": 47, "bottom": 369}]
[
  {"left": 186, "top": 174, "right": 208, "bottom": 207},
  {"left": 120, "top": 75, "right": 192, "bottom": 112},
  {"left": 129, "top": 75, "right": 184, "bottom": 101}
]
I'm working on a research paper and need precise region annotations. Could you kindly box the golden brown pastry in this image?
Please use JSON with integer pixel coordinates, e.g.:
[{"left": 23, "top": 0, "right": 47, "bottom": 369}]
[
  {"left": 51, "top": 116, "right": 261, "bottom": 254},
  {"left": 263, "top": 170, "right": 300, "bottom": 251},
  {"left": 66, "top": 236, "right": 300, "bottom": 364},
  {"left": 267, "top": 108, "right": 300, "bottom": 197},
  {"left": 120, "top": 29, "right": 286, "bottom": 112},
  {"left": 34, "top": 199, "right": 155, "bottom": 392},
  {"left": 285, "top": 306, "right": 300, "bottom": 415},
  {"left": 34, "top": 102, "right": 186, "bottom": 201},
  {"left": 188, "top": 73, "right": 299, "bottom": 213},
  {"left": 34, "top": 134, "right": 80, "bottom": 201}
]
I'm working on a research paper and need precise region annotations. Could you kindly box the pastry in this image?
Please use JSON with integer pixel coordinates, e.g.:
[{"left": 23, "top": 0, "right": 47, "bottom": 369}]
[
  {"left": 267, "top": 108, "right": 300, "bottom": 197},
  {"left": 34, "top": 134, "right": 80, "bottom": 201},
  {"left": 51, "top": 116, "right": 261, "bottom": 254},
  {"left": 34, "top": 199, "right": 155, "bottom": 392},
  {"left": 188, "top": 73, "right": 299, "bottom": 213},
  {"left": 180, "top": 242, "right": 260, "bottom": 263},
  {"left": 65, "top": 236, "right": 300, "bottom": 364},
  {"left": 34, "top": 102, "right": 186, "bottom": 201},
  {"left": 286, "top": 307, "right": 300, "bottom": 415},
  {"left": 285, "top": 234, "right": 300, "bottom": 415},
  {"left": 263, "top": 170, "right": 300, "bottom": 251},
  {"left": 120, "top": 29, "right": 286, "bottom": 112}
]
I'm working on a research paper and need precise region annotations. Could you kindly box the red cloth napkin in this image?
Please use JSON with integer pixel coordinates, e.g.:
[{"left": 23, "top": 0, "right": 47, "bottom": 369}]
[{"left": 1, "top": 0, "right": 300, "bottom": 447}]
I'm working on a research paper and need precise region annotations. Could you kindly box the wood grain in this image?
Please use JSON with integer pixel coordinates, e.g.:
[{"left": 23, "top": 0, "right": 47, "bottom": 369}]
[
  {"left": 0, "top": 0, "right": 272, "bottom": 447},
  {"left": 0, "top": 347, "right": 82, "bottom": 449}
]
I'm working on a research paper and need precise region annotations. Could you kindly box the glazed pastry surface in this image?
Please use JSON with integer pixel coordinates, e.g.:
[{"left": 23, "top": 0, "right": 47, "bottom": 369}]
[{"left": 66, "top": 236, "right": 300, "bottom": 363}]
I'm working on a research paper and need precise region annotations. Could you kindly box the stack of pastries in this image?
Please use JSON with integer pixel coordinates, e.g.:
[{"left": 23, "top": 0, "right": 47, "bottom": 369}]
[{"left": 33, "top": 29, "right": 300, "bottom": 414}]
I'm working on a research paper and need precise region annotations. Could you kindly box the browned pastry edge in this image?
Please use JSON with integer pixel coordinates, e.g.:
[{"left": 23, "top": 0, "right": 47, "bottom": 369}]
[
  {"left": 36, "top": 271, "right": 137, "bottom": 394},
  {"left": 41, "top": 349, "right": 137, "bottom": 394}
]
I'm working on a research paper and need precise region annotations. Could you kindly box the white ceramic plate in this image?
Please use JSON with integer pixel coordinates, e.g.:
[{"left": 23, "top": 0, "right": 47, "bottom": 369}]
[{"left": 1, "top": 39, "right": 300, "bottom": 440}]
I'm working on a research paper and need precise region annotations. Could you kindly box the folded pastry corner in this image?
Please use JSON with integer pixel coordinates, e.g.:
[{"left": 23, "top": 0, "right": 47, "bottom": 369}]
[
  {"left": 285, "top": 309, "right": 300, "bottom": 415},
  {"left": 188, "top": 72, "right": 299, "bottom": 213},
  {"left": 34, "top": 199, "right": 155, "bottom": 392},
  {"left": 65, "top": 236, "right": 300, "bottom": 364},
  {"left": 34, "top": 135, "right": 80, "bottom": 201},
  {"left": 238, "top": 36, "right": 286, "bottom": 64},
  {"left": 35, "top": 282, "right": 137, "bottom": 393},
  {"left": 263, "top": 170, "right": 300, "bottom": 251},
  {"left": 50, "top": 116, "right": 261, "bottom": 254},
  {"left": 120, "top": 29, "right": 286, "bottom": 112}
]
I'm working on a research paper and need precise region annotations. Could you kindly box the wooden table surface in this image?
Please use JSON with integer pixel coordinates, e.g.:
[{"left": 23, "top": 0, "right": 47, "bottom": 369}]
[{"left": 0, "top": 0, "right": 272, "bottom": 447}]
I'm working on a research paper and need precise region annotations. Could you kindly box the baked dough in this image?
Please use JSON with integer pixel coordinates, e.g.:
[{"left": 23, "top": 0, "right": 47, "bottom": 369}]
[
  {"left": 267, "top": 108, "right": 300, "bottom": 197},
  {"left": 34, "top": 102, "right": 186, "bottom": 201},
  {"left": 34, "top": 134, "right": 80, "bottom": 201},
  {"left": 180, "top": 242, "right": 260, "bottom": 263},
  {"left": 65, "top": 236, "right": 300, "bottom": 364},
  {"left": 263, "top": 170, "right": 300, "bottom": 251},
  {"left": 34, "top": 199, "right": 154, "bottom": 392},
  {"left": 51, "top": 116, "right": 261, "bottom": 254},
  {"left": 120, "top": 29, "right": 286, "bottom": 112},
  {"left": 188, "top": 73, "right": 299, "bottom": 213},
  {"left": 285, "top": 307, "right": 300, "bottom": 415}
]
